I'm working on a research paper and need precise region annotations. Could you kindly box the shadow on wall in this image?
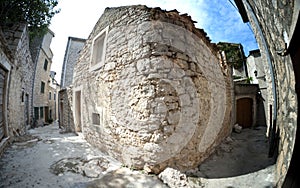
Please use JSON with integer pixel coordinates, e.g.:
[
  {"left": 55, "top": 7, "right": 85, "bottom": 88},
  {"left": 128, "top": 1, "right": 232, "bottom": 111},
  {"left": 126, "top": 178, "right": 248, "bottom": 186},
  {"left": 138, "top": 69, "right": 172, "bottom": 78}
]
[{"left": 58, "top": 88, "right": 75, "bottom": 133}]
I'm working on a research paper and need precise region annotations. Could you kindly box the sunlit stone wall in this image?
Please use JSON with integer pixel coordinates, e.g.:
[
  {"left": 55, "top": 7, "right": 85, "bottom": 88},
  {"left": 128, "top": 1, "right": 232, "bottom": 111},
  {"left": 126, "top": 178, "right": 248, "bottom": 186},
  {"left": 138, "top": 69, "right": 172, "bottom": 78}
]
[
  {"left": 73, "top": 5, "right": 232, "bottom": 173},
  {"left": 240, "top": 0, "right": 298, "bottom": 186}
]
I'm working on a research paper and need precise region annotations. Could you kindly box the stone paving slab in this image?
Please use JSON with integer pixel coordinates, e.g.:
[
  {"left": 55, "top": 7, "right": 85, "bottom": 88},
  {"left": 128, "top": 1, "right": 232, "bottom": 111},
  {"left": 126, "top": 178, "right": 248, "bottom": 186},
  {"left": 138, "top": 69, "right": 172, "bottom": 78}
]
[{"left": 0, "top": 123, "right": 167, "bottom": 188}]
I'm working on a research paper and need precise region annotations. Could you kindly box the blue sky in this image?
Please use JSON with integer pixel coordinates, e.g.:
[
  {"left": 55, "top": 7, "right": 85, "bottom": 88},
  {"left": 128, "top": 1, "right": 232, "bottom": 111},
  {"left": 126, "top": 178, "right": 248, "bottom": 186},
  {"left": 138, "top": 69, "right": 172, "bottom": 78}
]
[{"left": 49, "top": 0, "right": 258, "bottom": 82}]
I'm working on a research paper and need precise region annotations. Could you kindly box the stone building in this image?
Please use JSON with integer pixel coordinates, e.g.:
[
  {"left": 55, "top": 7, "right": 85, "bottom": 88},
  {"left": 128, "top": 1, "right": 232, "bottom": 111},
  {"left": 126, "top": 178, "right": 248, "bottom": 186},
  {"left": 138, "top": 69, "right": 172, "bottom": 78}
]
[
  {"left": 58, "top": 88, "right": 75, "bottom": 132},
  {"left": 235, "top": 0, "right": 299, "bottom": 186},
  {"left": 60, "top": 37, "right": 86, "bottom": 88},
  {"left": 48, "top": 71, "right": 60, "bottom": 122},
  {"left": 0, "top": 23, "right": 35, "bottom": 153},
  {"left": 0, "top": 28, "right": 12, "bottom": 153},
  {"left": 218, "top": 42, "right": 248, "bottom": 79},
  {"left": 30, "top": 29, "right": 56, "bottom": 126},
  {"left": 59, "top": 36, "right": 85, "bottom": 132},
  {"left": 1, "top": 24, "right": 35, "bottom": 134},
  {"left": 72, "top": 5, "right": 232, "bottom": 173},
  {"left": 246, "top": 49, "right": 269, "bottom": 126}
]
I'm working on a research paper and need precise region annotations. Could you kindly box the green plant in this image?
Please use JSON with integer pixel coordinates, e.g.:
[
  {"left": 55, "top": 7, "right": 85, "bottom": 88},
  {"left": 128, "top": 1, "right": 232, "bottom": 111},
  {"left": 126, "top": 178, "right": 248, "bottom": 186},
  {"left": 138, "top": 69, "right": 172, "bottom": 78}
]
[
  {"left": 217, "top": 42, "right": 246, "bottom": 69},
  {"left": 233, "top": 75, "right": 242, "bottom": 80},
  {"left": 0, "top": 0, "right": 60, "bottom": 38},
  {"left": 246, "top": 77, "right": 253, "bottom": 84}
]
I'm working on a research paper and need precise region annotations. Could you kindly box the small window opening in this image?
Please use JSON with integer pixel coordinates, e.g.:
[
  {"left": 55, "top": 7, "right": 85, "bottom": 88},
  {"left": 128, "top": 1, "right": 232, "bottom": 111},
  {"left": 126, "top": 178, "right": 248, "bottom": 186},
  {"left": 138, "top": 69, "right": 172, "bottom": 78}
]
[{"left": 92, "top": 113, "right": 100, "bottom": 125}]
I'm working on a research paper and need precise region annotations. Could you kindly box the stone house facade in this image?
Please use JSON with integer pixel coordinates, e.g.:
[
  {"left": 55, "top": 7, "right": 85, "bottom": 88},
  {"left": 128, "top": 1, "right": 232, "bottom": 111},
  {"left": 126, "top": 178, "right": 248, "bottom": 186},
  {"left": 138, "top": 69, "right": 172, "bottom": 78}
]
[
  {"left": 218, "top": 42, "right": 248, "bottom": 79},
  {"left": 235, "top": 0, "right": 299, "bottom": 186},
  {"left": 58, "top": 87, "right": 75, "bottom": 132},
  {"left": 48, "top": 71, "right": 60, "bottom": 122},
  {"left": 60, "top": 37, "right": 86, "bottom": 88},
  {"left": 59, "top": 36, "right": 85, "bottom": 131},
  {"left": 72, "top": 5, "right": 232, "bottom": 173},
  {"left": 230, "top": 48, "right": 270, "bottom": 129},
  {"left": 30, "top": 29, "right": 56, "bottom": 126},
  {"left": 1, "top": 24, "right": 35, "bottom": 135},
  {"left": 246, "top": 49, "right": 269, "bottom": 127},
  {"left": 0, "top": 23, "right": 35, "bottom": 153},
  {"left": 0, "top": 29, "right": 12, "bottom": 154}
]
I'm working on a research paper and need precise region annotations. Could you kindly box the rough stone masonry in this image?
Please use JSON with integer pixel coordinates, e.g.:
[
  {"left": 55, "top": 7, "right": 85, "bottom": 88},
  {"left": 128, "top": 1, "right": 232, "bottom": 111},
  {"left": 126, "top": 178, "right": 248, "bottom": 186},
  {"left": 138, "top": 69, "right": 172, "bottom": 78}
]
[{"left": 73, "top": 5, "right": 232, "bottom": 173}]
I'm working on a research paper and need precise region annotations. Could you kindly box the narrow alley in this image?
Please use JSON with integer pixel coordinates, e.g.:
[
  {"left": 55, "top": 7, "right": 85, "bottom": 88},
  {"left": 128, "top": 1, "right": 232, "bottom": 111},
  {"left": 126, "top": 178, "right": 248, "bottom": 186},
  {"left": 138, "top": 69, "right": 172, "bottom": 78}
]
[
  {"left": 0, "top": 123, "right": 276, "bottom": 188},
  {"left": 0, "top": 123, "right": 166, "bottom": 188},
  {"left": 0, "top": 0, "right": 299, "bottom": 187}
]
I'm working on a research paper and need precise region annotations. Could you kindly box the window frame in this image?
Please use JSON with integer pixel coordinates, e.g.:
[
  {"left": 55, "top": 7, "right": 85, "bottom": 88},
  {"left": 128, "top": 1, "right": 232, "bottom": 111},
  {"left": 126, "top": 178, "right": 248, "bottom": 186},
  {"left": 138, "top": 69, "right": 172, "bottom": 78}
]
[
  {"left": 40, "top": 107, "right": 44, "bottom": 118},
  {"left": 92, "top": 113, "right": 100, "bottom": 125},
  {"left": 41, "top": 81, "right": 45, "bottom": 93},
  {"left": 34, "top": 107, "right": 39, "bottom": 120},
  {"left": 90, "top": 26, "right": 109, "bottom": 71},
  {"left": 44, "top": 59, "right": 48, "bottom": 71}
]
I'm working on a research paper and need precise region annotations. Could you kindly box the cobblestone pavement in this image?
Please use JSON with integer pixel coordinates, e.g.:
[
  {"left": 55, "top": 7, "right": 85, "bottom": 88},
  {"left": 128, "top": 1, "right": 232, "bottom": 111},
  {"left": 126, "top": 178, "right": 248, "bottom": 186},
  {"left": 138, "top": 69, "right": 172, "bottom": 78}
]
[{"left": 0, "top": 122, "right": 166, "bottom": 188}]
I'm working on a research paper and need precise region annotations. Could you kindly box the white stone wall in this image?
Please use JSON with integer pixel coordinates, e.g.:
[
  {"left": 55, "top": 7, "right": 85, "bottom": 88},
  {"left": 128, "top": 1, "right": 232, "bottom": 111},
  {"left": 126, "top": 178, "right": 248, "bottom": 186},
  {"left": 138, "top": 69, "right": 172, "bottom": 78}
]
[
  {"left": 60, "top": 37, "right": 85, "bottom": 88},
  {"left": 48, "top": 84, "right": 59, "bottom": 121},
  {"left": 58, "top": 87, "right": 75, "bottom": 132},
  {"left": 2, "top": 24, "right": 35, "bottom": 135},
  {"left": 32, "top": 30, "right": 54, "bottom": 124},
  {"left": 246, "top": 51, "right": 269, "bottom": 127},
  {"left": 73, "top": 6, "right": 232, "bottom": 173},
  {"left": 0, "top": 38, "right": 11, "bottom": 140},
  {"left": 241, "top": 1, "right": 297, "bottom": 186}
]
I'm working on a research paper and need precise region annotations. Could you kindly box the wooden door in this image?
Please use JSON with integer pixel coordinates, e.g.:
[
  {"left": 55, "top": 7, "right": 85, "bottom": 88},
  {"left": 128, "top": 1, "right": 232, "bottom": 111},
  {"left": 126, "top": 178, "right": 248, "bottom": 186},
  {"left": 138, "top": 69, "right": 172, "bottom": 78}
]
[
  {"left": 45, "top": 106, "right": 49, "bottom": 123},
  {"left": 236, "top": 98, "right": 253, "bottom": 128}
]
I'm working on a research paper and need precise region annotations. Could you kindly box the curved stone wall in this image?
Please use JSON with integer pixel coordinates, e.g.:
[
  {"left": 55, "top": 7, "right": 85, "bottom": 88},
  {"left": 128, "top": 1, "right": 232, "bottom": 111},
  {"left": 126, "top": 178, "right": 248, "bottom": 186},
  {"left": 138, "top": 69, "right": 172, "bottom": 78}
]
[
  {"left": 238, "top": 0, "right": 298, "bottom": 186},
  {"left": 73, "top": 6, "right": 232, "bottom": 173}
]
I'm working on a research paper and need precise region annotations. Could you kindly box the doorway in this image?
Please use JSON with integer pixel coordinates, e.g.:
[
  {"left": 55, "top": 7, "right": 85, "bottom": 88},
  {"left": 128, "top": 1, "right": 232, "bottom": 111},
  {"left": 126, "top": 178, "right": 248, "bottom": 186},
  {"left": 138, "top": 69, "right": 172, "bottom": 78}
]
[
  {"left": 74, "top": 90, "right": 82, "bottom": 132},
  {"left": 59, "top": 101, "right": 63, "bottom": 128},
  {"left": 236, "top": 98, "right": 253, "bottom": 128},
  {"left": 25, "top": 93, "right": 29, "bottom": 125},
  {"left": 45, "top": 106, "right": 49, "bottom": 123}
]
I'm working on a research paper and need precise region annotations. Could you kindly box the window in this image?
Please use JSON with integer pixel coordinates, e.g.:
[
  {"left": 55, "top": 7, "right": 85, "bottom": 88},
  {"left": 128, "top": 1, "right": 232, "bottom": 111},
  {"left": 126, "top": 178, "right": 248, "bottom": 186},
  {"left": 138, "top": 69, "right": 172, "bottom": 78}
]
[
  {"left": 44, "top": 59, "right": 48, "bottom": 71},
  {"left": 34, "top": 107, "right": 39, "bottom": 120},
  {"left": 92, "top": 113, "right": 100, "bottom": 125},
  {"left": 21, "top": 90, "right": 25, "bottom": 103},
  {"left": 49, "top": 109, "right": 52, "bottom": 119},
  {"left": 54, "top": 93, "right": 56, "bottom": 100},
  {"left": 49, "top": 92, "right": 51, "bottom": 100},
  {"left": 90, "top": 26, "right": 109, "bottom": 71},
  {"left": 40, "top": 107, "right": 43, "bottom": 118},
  {"left": 41, "top": 82, "right": 45, "bottom": 93}
]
